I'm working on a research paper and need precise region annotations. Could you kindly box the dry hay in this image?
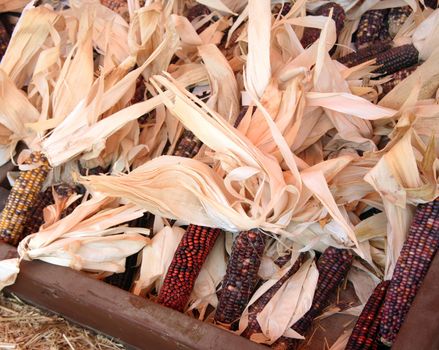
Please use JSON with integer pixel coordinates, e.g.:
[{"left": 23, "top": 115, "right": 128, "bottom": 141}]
[{"left": 0, "top": 293, "right": 125, "bottom": 350}]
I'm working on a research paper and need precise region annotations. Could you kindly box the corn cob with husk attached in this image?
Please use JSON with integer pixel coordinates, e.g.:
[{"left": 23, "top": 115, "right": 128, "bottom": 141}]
[
  {"left": 0, "top": 152, "right": 51, "bottom": 246},
  {"left": 373, "top": 44, "right": 419, "bottom": 76},
  {"left": 105, "top": 212, "right": 154, "bottom": 290},
  {"left": 214, "top": 229, "right": 266, "bottom": 328},
  {"left": 242, "top": 253, "right": 307, "bottom": 339},
  {"left": 337, "top": 41, "right": 392, "bottom": 67},
  {"left": 300, "top": 2, "right": 346, "bottom": 49},
  {"left": 0, "top": 19, "right": 10, "bottom": 61},
  {"left": 356, "top": 9, "right": 389, "bottom": 49},
  {"left": 157, "top": 130, "right": 221, "bottom": 311},
  {"left": 157, "top": 224, "right": 221, "bottom": 311},
  {"left": 271, "top": 247, "right": 354, "bottom": 350},
  {"left": 379, "top": 199, "right": 439, "bottom": 346},
  {"left": 186, "top": 3, "right": 211, "bottom": 33},
  {"left": 345, "top": 280, "right": 390, "bottom": 350},
  {"left": 378, "top": 64, "right": 419, "bottom": 98},
  {"left": 21, "top": 183, "right": 77, "bottom": 238},
  {"left": 388, "top": 6, "right": 412, "bottom": 37}
]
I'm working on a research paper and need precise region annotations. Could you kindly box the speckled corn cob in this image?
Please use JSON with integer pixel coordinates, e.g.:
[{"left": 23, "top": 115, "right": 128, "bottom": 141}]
[
  {"left": 174, "top": 130, "right": 202, "bottom": 158},
  {"left": 272, "top": 247, "right": 354, "bottom": 350},
  {"left": 0, "top": 19, "right": 10, "bottom": 61},
  {"left": 388, "top": 6, "right": 412, "bottom": 37},
  {"left": 337, "top": 41, "right": 391, "bottom": 67},
  {"left": 0, "top": 152, "right": 50, "bottom": 246},
  {"left": 214, "top": 229, "right": 266, "bottom": 327},
  {"left": 356, "top": 9, "right": 389, "bottom": 49},
  {"left": 273, "top": 3, "right": 292, "bottom": 16},
  {"left": 301, "top": 2, "right": 346, "bottom": 48},
  {"left": 21, "top": 188, "right": 54, "bottom": 238},
  {"left": 57, "top": 184, "right": 80, "bottom": 218},
  {"left": 346, "top": 281, "right": 390, "bottom": 350},
  {"left": 373, "top": 44, "right": 419, "bottom": 75},
  {"left": 379, "top": 199, "right": 439, "bottom": 346},
  {"left": 242, "top": 253, "right": 306, "bottom": 339},
  {"left": 274, "top": 253, "right": 293, "bottom": 268},
  {"left": 379, "top": 64, "right": 418, "bottom": 97},
  {"left": 157, "top": 224, "right": 221, "bottom": 311}
]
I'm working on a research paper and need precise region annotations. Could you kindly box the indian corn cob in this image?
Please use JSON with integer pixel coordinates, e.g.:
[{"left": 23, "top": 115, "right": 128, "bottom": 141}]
[
  {"left": 379, "top": 199, "right": 439, "bottom": 346},
  {"left": 356, "top": 9, "right": 389, "bottom": 49},
  {"left": 105, "top": 212, "right": 154, "bottom": 290},
  {"left": 345, "top": 280, "right": 390, "bottom": 350},
  {"left": 300, "top": 2, "right": 346, "bottom": 48},
  {"left": 21, "top": 188, "right": 54, "bottom": 238},
  {"left": 214, "top": 229, "right": 266, "bottom": 327},
  {"left": 373, "top": 44, "right": 419, "bottom": 76},
  {"left": 388, "top": 6, "right": 412, "bottom": 37},
  {"left": 101, "top": 0, "right": 128, "bottom": 14},
  {"left": 337, "top": 40, "right": 392, "bottom": 67},
  {"left": 186, "top": 4, "right": 211, "bottom": 33},
  {"left": 378, "top": 64, "right": 419, "bottom": 98},
  {"left": 157, "top": 130, "right": 222, "bottom": 311},
  {"left": 157, "top": 224, "right": 221, "bottom": 311},
  {"left": 272, "top": 247, "right": 354, "bottom": 350},
  {"left": 242, "top": 253, "right": 307, "bottom": 340},
  {"left": 0, "top": 152, "right": 51, "bottom": 246},
  {"left": 0, "top": 19, "right": 10, "bottom": 61}
]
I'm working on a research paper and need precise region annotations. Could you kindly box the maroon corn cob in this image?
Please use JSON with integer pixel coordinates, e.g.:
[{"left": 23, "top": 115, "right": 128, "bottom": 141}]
[
  {"left": 242, "top": 253, "right": 306, "bottom": 339},
  {"left": 388, "top": 6, "right": 412, "bottom": 37},
  {"left": 214, "top": 230, "right": 266, "bottom": 327},
  {"left": 373, "top": 44, "right": 419, "bottom": 76},
  {"left": 379, "top": 64, "right": 419, "bottom": 97},
  {"left": 345, "top": 281, "right": 390, "bottom": 350},
  {"left": 271, "top": 247, "right": 354, "bottom": 350},
  {"left": 273, "top": 3, "right": 292, "bottom": 17},
  {"left": 300, "top": 3, "right": 346, "bottom": 48},
  {"left": 21, "top": 188, "right": 54, "bottom": 238},
  {"left": 356, "top": 9, "right": 389, "bottom": 49},
  {"left": 337, "top": 40, "right": 391, "bottom": 67},
  {"left": 157, "top": 224, "right": 221, "bottom": 311},
  {"left": 0, "top": 19, "right": 10, "bottom": 61},
  {"left": 101, "top": 0, "right": 127, "bottom": 14},
  {"left": 379, "top": 199, "right": 439, "bottom": 346},
  {"left": 274, "top": 253, "right": 293, "bottom": 268}
]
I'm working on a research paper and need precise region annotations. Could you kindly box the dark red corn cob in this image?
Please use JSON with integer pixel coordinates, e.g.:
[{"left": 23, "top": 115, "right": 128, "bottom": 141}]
[
  {"left": 273, "top": 3, "right": 292, "bottom": 16},
  {"left": 373, "top": 44, "right": 419, "bottom": 75},
  {"left": 274, "top": 253, "right": 293, "bottom": 268},
  {"left": 174, "top": 130, "right": 202, "bottom": 158},
  {"left": 379, "top": 199, "right": 439, "bottom": 346},
  {"left": 0, "top": 19, "right": 10, "bottom": 61},
  {"left": 242, "top": 253, "right": 307, "bottom": 340},
  {"left": 345, "top": 280, "right": 390, "bottom": 350},
  {"left": 356, "top": 9, "right": 389, "bottom": 49},
  {"left": 337, "top": 40, "right": 392, "bottom": 67},
  {"left": 101, "top": 0, "right": 128, "bottom": 14},
  {"left": 388, "top": 6, "right": 412, "bottom": 37},
  {"left": 300, "top": 2, "right": 346, "bottom": 48},
  {"left": 379, "top": 64, "right": 418, "bottom": 97},
  {"left": 157, "top": 224, "right": 221, "bottom": 311},
  {"left": 214, "top": 229, "right": 266, "bottom": 327},
  {"left": 271, "top": 247, "right": 354, "bottom": 350}
]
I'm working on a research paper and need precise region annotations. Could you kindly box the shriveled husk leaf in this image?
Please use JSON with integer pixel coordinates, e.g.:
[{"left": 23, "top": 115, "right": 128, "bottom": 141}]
[
  {"left": 17, "top": 195, "right": 149, "bottom": 273},
  {"left": 365, "top": 128, "right": 438, "bottom": 278},
  {"left": 412, "top": 8, "right": 439, "bottom": 61},
  {"left": 347, "top": 262, "right": 380, "bottom": 305},
  {"left": 196, "top": 0, "right": 236, "bottom": 15},
  {"left": 245, "top": 0, "right": 271, "bottom": 98},
  {"left": 241, "top": 254, "right": 319, "bottom": 344},
  {"left": 187, "top": 233, "right": 227, "bottom": 319},
  {"left": 0, "top": 0, "right": 29, "bottom": 12},
  {"left": 0, "top": 69, "right": 39, "bottom": 166},
  {"left": 0, "top": 4, "right": 61, "bottom": 88},
  {"left": 132, "top": 225, "right": 185, "bottom": 296},
  {"left": 0, "top": 259, "right": 20, "bottom": 292}
]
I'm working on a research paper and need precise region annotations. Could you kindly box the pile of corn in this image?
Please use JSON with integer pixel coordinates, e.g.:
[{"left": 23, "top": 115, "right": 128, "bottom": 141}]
[{"left": 0, "top": 1, "right": 438, "bottom": 349}]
